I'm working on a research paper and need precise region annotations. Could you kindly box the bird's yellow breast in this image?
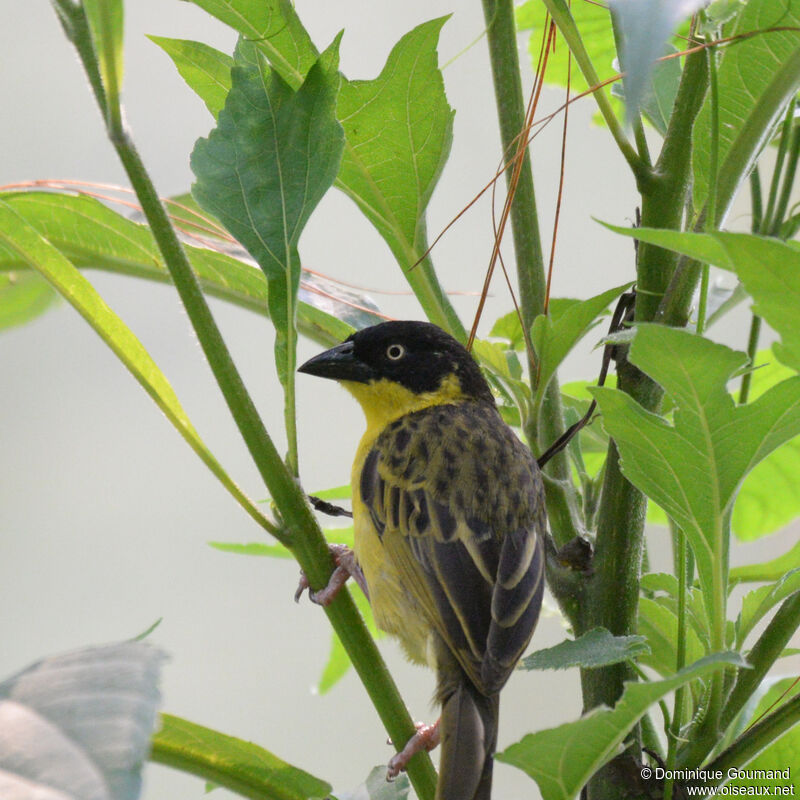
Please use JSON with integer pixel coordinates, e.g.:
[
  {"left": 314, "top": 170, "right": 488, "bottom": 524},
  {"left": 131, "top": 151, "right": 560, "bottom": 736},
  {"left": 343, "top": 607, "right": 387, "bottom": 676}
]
[{"left": 345, "top": 375, "right": 465, "bottom": 665}]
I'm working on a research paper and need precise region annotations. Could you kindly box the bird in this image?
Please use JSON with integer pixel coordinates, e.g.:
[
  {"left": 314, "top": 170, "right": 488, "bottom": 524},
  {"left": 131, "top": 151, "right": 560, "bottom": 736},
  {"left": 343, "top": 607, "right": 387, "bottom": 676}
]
[{"left": 298, "top": 320, "right": 546, "bottom": 800}]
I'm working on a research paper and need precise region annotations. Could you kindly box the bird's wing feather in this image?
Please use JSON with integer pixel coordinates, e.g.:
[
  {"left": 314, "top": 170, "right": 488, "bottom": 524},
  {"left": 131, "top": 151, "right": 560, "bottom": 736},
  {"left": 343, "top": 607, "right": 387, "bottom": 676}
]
[{"left": 365, "top": 403, "right": 546, "bottom": 695}]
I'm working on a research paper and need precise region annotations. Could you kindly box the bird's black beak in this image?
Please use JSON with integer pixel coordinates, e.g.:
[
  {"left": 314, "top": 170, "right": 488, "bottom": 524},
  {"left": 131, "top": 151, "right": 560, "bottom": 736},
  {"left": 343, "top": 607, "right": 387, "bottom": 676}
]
[{"left": 297, "top": 340, "right": 375, "bottom": 384}]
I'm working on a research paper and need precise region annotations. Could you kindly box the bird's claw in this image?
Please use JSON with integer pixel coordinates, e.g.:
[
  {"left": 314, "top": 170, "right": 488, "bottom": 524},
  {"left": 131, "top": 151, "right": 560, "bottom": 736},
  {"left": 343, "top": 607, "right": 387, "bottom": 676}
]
[
  {"left": 294, "top": 544, "right": 369, "bottom": 606},
  {"left": 386, "top": 720, "right": 441, "bottom": 780}
]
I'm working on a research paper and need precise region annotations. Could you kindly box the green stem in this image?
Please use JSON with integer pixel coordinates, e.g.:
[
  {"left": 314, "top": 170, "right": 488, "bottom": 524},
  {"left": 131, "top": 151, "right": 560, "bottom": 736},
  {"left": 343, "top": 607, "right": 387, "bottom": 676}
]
[
  {"left": 698, "top": 692, "right": 800, "bottom": 781},
  {"left": 608, "top": 9, "right": 651, "bottom": 167},
  {"left": 696, "top": 44, "right": 719, "bottom": 336},
  {"left": 768, "top": 113, "right": 800, "bottom": 236},
  {"left": 720, "top": 592, "right": 800, "bottom": 734},
  {"left": 762, "top": 101, "right": 795, "bottom": 233},
  {"left": 581, "top": 50, "right": 709, "bottom": 800},
  {"left": 638, "top": 46, "right": 709, "bottom": 322},
  {"left": 738, "top": 315, "right": 762, "bottom": 405},
  {"left": 750, "top": 166, "right": 763, "bottom": 233},
  {"left": 59, "top": 8, "right": 437, "bottom": 798},
  {"left": 663, "top": 523, "right": 689, "bottom": 800},
  {"left": 115, "top": 100, "right": 438, "bottom": 800},
  {"left": 481, "top": 0, "right": 581, "bottom": 546},
  {"left": 540, "top": 0, "right": 646, "bottom": 179}
]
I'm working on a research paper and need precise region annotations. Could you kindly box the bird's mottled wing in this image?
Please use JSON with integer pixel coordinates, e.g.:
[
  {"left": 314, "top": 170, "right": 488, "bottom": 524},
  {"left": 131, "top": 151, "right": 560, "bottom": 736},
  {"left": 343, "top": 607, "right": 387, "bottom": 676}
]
[{"left": 364, "top": 403, "right": 546, "bottom": 694}]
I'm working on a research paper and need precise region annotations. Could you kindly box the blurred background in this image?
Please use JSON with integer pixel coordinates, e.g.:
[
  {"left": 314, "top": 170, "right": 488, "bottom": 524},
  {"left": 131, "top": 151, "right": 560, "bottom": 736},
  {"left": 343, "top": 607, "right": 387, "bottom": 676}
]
[{"left": 1, "top": 2, "right": 797, "bottom": 798}]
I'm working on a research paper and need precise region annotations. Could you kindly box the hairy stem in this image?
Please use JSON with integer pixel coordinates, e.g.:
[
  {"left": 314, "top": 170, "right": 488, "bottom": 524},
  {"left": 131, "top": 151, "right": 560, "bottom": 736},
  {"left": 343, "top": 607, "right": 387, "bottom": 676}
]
[{"left": 481, "top": 0, "right": 582, "bottom": 545}]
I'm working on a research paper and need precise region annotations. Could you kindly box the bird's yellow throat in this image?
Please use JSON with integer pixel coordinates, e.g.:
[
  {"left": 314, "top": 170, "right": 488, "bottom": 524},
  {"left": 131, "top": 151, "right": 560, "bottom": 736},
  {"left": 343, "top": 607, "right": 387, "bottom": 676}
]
[{"left": 341, "top": 373, "right": 466, "bottom": 440}]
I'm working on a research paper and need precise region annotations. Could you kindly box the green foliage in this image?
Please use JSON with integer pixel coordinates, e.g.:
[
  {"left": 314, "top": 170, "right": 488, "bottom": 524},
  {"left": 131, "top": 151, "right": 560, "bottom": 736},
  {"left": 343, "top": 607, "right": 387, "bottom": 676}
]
[
  {"left": 728, "top": 679, "right": 800, "bottom": 793},
  {"left": 520, "top": 628, "right": 649, "bottom": 671},
  {"left": 191, "top": 40, "right": 345, "bottom": 392},
  {"left": 498, "top": 653, "right": 747, "bottom": 800},
  {"left": 530, "top": 283, "right": 631, "bottom": 412},
  {"left": 149, "top": 36, "right": 233, "bottom": 118},
  {"left": 592, "top": 325, "right": 800, "bottom": 632},
  {"left": 693, "top": 0, "right": 800, "bottom": 214},
  {"left": 730, "top": 538, "right": 800, "bottom": 584},
  {"left": 11, "top": 0, "right": 800, "bottom": 798},
  {"left": 736, "top": 569, "right": 800, "bottom": 646},
  {"left": 334, "top": 18, "right": 459, "bottom": 333},
  {"left": 603, "top": 227, "right": 800, "bottom": 371},
  {"left": 183, "top": 0, "right": 317, "bottom": 88},
  {"left": 516, "top": 0, "right": 615, "bottom": 94},
  {"left": 0, "top": 191, "right": 365, "bottom": 345},
  {"left": 152, "top": 714, "right": 332, "bottom": 800},
  {"left": 0, "top": 271, "right": 57, "bottom": 330},
  {"left": 637, "top": 596, "right": 707, "bottom": 676},
  {"left": 0, "top": 197, "right": 268, "bottom": 530}
]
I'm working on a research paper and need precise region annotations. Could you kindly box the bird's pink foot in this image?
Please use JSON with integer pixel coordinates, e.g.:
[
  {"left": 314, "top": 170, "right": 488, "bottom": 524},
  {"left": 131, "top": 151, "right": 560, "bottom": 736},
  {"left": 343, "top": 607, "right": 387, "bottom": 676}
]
[
  {"left": 295, "top": 543, "right": 368, "bottom": 606},
  {"left": 387, "top": 719, "right": 441, "bottom": 780}
]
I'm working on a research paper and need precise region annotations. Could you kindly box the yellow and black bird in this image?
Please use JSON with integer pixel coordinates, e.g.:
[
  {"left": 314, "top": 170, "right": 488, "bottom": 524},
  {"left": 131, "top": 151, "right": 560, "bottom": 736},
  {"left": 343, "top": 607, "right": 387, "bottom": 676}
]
[{"left": 298, "top": 320, "right": 545, "bottom": 800}]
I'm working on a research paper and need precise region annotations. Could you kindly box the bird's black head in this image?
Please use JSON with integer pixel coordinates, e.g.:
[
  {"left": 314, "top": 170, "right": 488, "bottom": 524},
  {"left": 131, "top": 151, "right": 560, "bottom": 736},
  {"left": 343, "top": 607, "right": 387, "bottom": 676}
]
[{"left": 298, "top": 321, "right": 495, "bottom": 405}]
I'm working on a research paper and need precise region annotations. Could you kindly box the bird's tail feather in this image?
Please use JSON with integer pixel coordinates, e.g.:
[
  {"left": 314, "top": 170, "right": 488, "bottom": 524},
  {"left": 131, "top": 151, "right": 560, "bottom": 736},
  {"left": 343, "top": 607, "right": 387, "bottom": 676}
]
[{"left": 437, "top": 678, "right": 499, "bottom": 800}]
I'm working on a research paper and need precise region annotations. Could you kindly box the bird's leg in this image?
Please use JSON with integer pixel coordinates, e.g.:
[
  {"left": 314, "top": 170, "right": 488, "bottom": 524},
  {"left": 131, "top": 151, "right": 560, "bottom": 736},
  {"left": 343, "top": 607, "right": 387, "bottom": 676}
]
[
  {"left": 308, "top": 495, "right": 353, "bottom": 519},
  {"left": 294, "top": 543, "right": 369, "bottom": 606},
  {"left": 386, "top": 719, "right": 441, "bottom": 780}
]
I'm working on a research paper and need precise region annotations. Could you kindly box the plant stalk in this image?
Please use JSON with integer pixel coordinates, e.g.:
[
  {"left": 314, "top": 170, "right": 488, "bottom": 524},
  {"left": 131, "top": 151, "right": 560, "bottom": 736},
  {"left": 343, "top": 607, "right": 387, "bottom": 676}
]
[
  {"left": 481, "top": 0, "right": 582, "bottom": 547},
  {"left": 663, "top": 522, "right": 690, "bottom": 800},
  {"left": 541, "top": 0, "right": 646, "bottom": 179},
  {"left": 698, "top": 691, "right": 800, "bottom": 781},
  {"left": 112, "top": 101, "right": 438, "bottom": 800},
  {"left": 58, "top": 5, "right": 437, "bottom": 796},
  {"left": 721, "top": 592, "right": 800, "bottom": 734}
]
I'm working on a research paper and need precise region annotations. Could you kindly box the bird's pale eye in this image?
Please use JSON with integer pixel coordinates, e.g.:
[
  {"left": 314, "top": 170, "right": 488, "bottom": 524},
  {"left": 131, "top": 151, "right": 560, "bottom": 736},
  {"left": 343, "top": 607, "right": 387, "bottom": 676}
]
[{"left": 386, "top": 343, "right": 405, "bottom": 360}]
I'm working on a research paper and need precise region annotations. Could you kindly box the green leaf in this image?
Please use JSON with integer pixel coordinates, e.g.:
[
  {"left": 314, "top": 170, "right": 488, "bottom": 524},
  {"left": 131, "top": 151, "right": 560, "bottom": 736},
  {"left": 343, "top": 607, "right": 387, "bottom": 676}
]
[
  {"left": 693, "top": 0, "right": 800, "bottom": 215},
  {"left": 531, "top": 282, "right": 631, "bottom": 411},
  {"left": 209, "top": 526, "right": 353, "bottom": 562},
  {"left": 497, "top": 652, "right": 747, "bottom": 800},
  {"left": 209, "top": 541, "right": 292, "bottom": 558},
  {"left": 728, "top": 678, "right": 800, "bottom": 792},
  {"left": 516, "top": 0, "right": 616, "bottom": 95},
  {"left": 520, "top": 628, "right": 649, "bottom": 671},
  {"left": 638, "top": 597, "right": 706, "bottom": 677},
  {"left": 152, "top": 713, "right": 331, "bottom": 800},
  {"left": 0, "top": 191, "right": 367, "bottom": 346},
  {"left": 730, "top": 538, "right": 800, "bottom": 584},
  {"left": 149, "top": 36, "right": 233, "bottom": 118},
  {"left": 0, "top": 271, "right": 58, "bottom": 331},
  {"left": 602, "top": 227, "right": 800, "bottom": 372},
  {"left": 310, "top": 484, "right": 351, "bottom": 501},
  {"left": 490, "top": 309, "right": 526, "bottom": 350},
  {"left": 736, "top": 568, "right": 800, "bottom": 646},
  {"left": 335, "top": 18, "right": 457, "bottom": 331},
  {"left": 591, "top": 325, "right": 800, "bottom": 628},
  {"left": 0, "top": 198, "right": 270, "bottom": 532},
  {"left": 731, "top": 353, "right": 800, "bottom": 539},
  {"left": 191, "top": 39, "right": 345, "bottom": 392},
  {"left": 182, "top": 0, "right": 317, "bottom": 89}
]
